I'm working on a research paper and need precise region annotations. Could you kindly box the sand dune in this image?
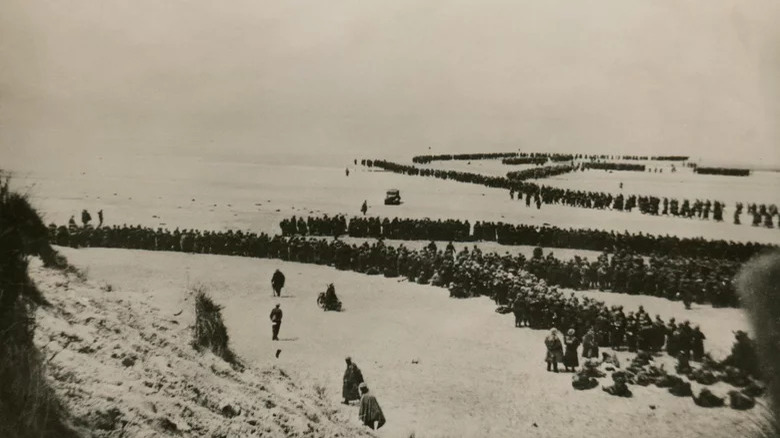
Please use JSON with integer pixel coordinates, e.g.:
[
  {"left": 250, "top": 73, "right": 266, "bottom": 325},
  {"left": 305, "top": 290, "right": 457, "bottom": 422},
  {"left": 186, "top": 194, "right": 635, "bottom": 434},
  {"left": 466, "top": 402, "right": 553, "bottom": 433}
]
[{"left": 29, "top": 257, "right": 372, "bottom": 438}]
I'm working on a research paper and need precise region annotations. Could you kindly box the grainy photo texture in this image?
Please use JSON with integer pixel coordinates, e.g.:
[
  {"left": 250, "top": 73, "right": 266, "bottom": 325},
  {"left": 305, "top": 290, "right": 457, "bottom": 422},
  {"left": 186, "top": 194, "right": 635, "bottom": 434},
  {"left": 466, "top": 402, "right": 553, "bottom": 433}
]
[{"left": 1, "top": 1, "right": 778, "bottom": 437}]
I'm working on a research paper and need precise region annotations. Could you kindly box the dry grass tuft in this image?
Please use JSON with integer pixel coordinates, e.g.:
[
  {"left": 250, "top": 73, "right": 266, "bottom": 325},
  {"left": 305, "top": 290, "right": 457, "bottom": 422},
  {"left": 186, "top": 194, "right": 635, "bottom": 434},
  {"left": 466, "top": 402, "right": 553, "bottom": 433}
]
[{"left": 192, "top": 287, "right": 242, "bottom": 369}]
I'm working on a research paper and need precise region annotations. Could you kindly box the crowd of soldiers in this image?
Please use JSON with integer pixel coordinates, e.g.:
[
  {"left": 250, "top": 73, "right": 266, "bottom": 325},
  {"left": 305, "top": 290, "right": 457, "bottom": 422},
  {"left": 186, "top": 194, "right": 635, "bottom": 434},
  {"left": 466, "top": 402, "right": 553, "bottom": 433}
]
[
  {"left": 411, "top": 152, "right": 689, "bottom": 165},
  {"left": 736, "top": 202, "right": 780, "bottom": 228},
  {"left": 582, "top": 162, "right": 645, "bottom": 172},
  {"left": 694, "top": 167, "right": 751, "bottom": 177},
  {"left": 523, "top": 250, "right": 740, "bottom": 307},
  {"left": 501, "top": 157, "right": 548, "bottom": 165},
  {"left": 51, "top": 223, "right": 710, "bottom": 360},
  {"left": 411, "top": 152, "right": 520, "bottom": 164},
  {"left": 281, "top": 215, "right": 775, "bottom": 262},
  {"left": 505, "top": 164, "right": 576, "bottom": 181},
  {"left": 52, "top": 221, "right": 770, "bottom": 395},
  {"left": 361, "top": 159, "right": 762, "bottom": 224}
]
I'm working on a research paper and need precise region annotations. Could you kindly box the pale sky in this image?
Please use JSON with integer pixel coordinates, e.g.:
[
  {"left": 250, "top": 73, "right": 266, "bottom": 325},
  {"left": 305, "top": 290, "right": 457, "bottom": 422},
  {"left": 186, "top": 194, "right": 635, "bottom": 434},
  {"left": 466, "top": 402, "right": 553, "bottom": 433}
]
[{"left": 1, "top": 0, "right": 778, "bottom": 168}]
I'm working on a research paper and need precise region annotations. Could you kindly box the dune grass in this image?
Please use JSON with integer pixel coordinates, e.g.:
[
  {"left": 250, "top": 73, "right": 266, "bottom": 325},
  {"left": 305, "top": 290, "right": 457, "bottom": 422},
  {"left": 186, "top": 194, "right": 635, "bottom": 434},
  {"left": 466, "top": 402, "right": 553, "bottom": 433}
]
[{"left": 192, "top": 287, "right": 242, "bottom": 369}]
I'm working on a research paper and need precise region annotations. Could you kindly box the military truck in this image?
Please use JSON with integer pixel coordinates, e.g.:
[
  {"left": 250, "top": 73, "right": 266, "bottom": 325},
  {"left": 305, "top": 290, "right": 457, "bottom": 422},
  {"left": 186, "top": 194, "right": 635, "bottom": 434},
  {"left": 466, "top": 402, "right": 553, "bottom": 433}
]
[{"left": 384, "top": 189, "right": 401, "bottom": 205}]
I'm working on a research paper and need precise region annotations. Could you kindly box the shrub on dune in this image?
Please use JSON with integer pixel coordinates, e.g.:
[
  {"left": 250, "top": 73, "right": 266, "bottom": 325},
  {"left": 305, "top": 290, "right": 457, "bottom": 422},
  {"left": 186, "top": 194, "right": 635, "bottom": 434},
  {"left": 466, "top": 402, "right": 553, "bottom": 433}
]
[{"left": 192, "top": 288, "right": 241, "bottom": 369}]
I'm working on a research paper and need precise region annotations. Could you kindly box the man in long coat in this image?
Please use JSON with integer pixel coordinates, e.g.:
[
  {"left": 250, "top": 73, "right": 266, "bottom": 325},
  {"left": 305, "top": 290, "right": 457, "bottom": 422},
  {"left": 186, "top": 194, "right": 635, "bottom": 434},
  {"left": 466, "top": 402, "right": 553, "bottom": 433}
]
[
  {"left": 270, "top": 304, "right": 283, "bottom": 341},
  {"left": 271, "top": 269, "right": 285, "bottom": 297},
  {"left": 342, "top": 357, "right": 364, "bottom": 404},
  {"left": 358, "top": 383, "right": 386, "bottom": 430}
]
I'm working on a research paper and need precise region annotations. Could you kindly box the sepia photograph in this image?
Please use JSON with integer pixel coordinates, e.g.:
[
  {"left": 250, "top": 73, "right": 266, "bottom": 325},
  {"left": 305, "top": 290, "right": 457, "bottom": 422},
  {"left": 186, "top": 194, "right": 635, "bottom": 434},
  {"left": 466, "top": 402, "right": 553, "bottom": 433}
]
[{"left": 1, "top": 1, "right": 779, "bottom": 437}]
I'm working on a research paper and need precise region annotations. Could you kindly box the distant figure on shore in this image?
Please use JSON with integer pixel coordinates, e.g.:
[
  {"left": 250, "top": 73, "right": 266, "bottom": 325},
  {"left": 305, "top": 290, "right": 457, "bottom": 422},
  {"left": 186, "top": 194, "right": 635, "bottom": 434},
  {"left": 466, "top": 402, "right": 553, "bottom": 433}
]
[
  {"left": 342, "top": 357, "right": 364, "bottom": 404},
  {"left": 358, "top": 383, "right": 386, "bottom": 430},
  {"left": 361, "top": 201, "right": 368, "bottom": 216},
  {"left": 270, "top": 304, "right": 283, "bottom": 341},
  {"left": 509, "top": 189, "right": 515, "bottom": 200},
  {"left": 68, "top": 215, "right": 77, "bottom": 230},
  {"left": 346, "top": 168, "right": 350, "bottom": 177},
  {"left": 619, "top": 182, "right": 623, "bottom": 189},
  {"left": 81, "top": 209, "right": 92, "bottom": 227},
  {"left": 97, "top": 209, "right": 104, "bottom": 227},
  {"left": 545, "top": 329, "right": 563, "bottom": 372},
  {"left": 272, "top": 269, "right": 285, "bottom": 297}
]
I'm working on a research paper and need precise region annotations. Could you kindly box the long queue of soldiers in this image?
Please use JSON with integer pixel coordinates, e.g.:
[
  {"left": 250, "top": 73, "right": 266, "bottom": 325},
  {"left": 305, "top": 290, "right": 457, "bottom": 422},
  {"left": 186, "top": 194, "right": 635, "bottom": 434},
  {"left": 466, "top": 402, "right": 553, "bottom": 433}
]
[
  {"left": 280, "top": 215, "right": 775, "bottom": 262},
  {"left": 505, "top": 164, "right": 576, "bottom": 181},
  {"left": 411, "top": 152, "right": 689, "bottom": 164},
  {"left": 694, "top": 167, "right": 751, "bottom": 177},
  {"left": 582, "top": 162, "right": 645, "bottom": 172},
  {"left": 281, "top": 216, "right": 742, "bottom": 307},
  {"left": 361, "top": 159, "right": 779, "bottom": 226},
  {"left": 501, "top": 157, "right": 548, "bottom": 165}
]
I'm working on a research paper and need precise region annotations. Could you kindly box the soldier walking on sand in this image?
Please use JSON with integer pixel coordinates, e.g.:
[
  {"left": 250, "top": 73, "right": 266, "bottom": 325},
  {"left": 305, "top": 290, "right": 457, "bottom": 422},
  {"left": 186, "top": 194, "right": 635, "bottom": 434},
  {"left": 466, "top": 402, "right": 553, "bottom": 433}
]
[
  {"left": 358, "top": 383, "right": 386, "bottom": 430},
  {"left": 272, "top": 269, "right": 285, "bottom": 297},
  {"left": 270, "top": 304, "right": 283, "bottom": 341}
]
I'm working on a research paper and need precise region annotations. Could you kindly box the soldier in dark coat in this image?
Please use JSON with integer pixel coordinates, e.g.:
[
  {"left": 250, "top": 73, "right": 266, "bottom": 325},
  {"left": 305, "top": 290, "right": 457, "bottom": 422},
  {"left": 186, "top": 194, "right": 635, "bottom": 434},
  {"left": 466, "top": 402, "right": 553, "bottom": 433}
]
[
  {"left": 342, "top": 357, "right": 364, "bottom": 404},
  {"left": 270, "top": 304, "right": 283, "bottom": 341},
  {"left": 691, "top": 326, "right": 706, "bottom": 362},
  {"left": 358, "top": 383, "right": 386, "bottom": 430},
  {"left": 582, "top": 327, "right": 599, "bottom": 359},
  {"left": 563, "top": 329, "right": 580, "bottom": 371},
  {"left": 81, "top": 209, "right": 92, "bottom": 227},
  {"left": 545, "top": 329, "right": 564, "bottom": 372},
  {"left": 271, "top": 269, "right": 285, "bottom": 297}
]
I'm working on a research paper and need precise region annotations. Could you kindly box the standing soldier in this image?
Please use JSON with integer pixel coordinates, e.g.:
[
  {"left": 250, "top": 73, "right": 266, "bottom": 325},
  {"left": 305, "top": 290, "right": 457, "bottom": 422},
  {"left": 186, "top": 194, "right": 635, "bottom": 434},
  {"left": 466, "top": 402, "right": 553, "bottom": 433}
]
[
  {"left": 361, "top": 200, "right": 368, "bottom": 216},
  {"left": 97, "top": 209, "right": 104, "bottom": 227},
  {"left": 272, "top": 269, "right": 285, "bottom": 297},
  {"left": 81, "top": 209, "right": 92, "bottom": 227},
  {"left": 270, "top": 304, "right": 283, "bottom": 341},
  {"left": 342, "top": 357, "right": 365, "bottom": 405},
  {"left": 691, "top": 326, "right": 706, "bottom": 362}
]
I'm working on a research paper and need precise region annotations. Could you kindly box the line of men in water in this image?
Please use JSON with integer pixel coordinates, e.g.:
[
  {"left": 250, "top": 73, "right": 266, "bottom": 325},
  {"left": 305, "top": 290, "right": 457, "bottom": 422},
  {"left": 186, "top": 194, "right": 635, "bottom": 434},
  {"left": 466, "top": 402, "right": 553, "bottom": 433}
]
[
  {"left": 53, "top": 224, "right": 722, "bottom": 365},
  {"left": 411, "top": 152, "right": 688, "bottom": 164},
  {"left": 505, "top": 164, "right": 577, "bottom": 180},
  {"left": 280, "top": 215, "right": 774, "bottom": 261},
  {"left": 361, "top": 159, "right": 778, "bottom": 226}
]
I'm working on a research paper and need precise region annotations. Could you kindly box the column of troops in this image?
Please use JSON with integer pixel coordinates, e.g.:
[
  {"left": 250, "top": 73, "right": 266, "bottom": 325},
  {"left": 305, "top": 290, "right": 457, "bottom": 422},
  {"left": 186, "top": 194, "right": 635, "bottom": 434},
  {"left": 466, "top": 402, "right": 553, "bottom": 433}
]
[
  {"left": 281, "top": 215, "right": 774, "bottom": 261},
  {"left": 362, "top": 159, "right": 779, "bottom": 226}
]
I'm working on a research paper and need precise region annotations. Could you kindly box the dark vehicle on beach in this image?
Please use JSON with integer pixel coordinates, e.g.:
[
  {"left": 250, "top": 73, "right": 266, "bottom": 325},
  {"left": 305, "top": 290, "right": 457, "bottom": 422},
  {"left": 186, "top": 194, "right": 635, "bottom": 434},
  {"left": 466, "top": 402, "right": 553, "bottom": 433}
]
[{"left": 384, "top": 189, "right": 401, "bottom": 205}]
